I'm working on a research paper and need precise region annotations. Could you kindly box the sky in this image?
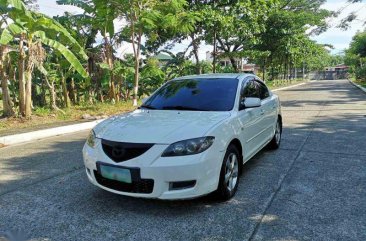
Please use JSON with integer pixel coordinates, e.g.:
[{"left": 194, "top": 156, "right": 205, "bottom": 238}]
[{"left": 37, "top": 0, "right": 366, "bottom": 60}]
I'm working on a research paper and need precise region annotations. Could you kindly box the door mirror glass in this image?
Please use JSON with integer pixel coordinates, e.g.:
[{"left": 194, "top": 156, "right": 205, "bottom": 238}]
[{"left": 241, "top": 97, "right": 261, "bottom": 109}]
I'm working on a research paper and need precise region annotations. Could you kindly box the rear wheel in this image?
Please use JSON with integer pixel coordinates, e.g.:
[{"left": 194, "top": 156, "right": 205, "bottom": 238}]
[
  {"left": 216, "top": 145, "right": 240, "bottom": 200},
  {"left": 268, "top": 118, "right": 282, "bottom": 149}
]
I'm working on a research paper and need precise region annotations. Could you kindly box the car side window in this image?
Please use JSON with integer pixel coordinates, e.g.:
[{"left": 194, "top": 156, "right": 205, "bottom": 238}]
[
  {"left": 243, "top": 80, "right": 260, "bottom": 99},
  {"left": 255, "top": 80, "right": 270, "bottom": 100}
]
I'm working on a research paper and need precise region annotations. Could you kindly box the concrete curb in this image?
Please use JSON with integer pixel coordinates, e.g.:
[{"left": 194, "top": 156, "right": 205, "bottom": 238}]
[
  {"left": 272, "top": 82, "right": 308, "bottom": 92},
  {"left": 0, "top": 119, "right": 105, "bottom": 146},
  {"left": 348, "top": 79, "right": 366, "bottom": 94}
]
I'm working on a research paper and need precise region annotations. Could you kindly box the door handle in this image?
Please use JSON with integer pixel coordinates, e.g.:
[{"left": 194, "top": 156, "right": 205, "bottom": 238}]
[{"left": 260, "top": 110, "right": 265, "bottom": 115}]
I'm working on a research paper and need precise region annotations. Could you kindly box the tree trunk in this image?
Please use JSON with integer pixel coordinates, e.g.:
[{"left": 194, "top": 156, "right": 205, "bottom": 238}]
[
  {"left": 133, "top": 54, "right": 140, "bottom": 106},
  {"left": 0, "top": 46, "right": 15, "bottom": 117},
  {"left": 61, "top": 73, "right": 69, "bottom": 108},
  {"left": 190, "top": 33, "right": 201, "bottom": 75},
  {"left": 24, "top": 65, "right": 33, "bottom": 119},
  {"left": 262, "top": 59, "right": 266, "bottom": 82},
  {"left": 131, "top": 20, "right": 142, "bottom": 107},
  {"left": 44, "top": 77, "right": 59, "bottom": 111},
  {"left": 69, "top": 77, "right": 77, "bottom": 105},
  {"left": 294, "top": 67, "right": 297, "bottom": 79},
  {"left": 229, "top": 57, "right": 238, "bottom": 72},
  {"left": 40, "top": 79, "right": 47, "bottom": 107},
  {"left": 105, "top": 37, "right": 116, "bottom": 101},
  {"left": 213, "top": 28, "right": 217, "bottom": 73},
  {"left": 18, "top": 34, "right": 26, "bottom": 117}
]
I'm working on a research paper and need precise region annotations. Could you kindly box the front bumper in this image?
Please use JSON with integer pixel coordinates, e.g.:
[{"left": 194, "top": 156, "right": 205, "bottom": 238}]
[{"left": 82, "top": 140, "right": 224, "bottom": 200}]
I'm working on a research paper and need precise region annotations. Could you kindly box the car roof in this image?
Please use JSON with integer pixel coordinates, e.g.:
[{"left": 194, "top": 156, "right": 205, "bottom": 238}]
[{"left": 173, "top": 73, "right": 255, "bottom": 81}]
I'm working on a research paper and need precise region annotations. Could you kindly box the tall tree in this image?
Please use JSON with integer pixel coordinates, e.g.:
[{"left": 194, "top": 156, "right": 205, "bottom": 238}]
[
  {"left": 203, "top": 0, "right": 274, "bottom": 72},
  {"left": 113, "top": 0, "right": 191, "bottom": 106},
  {"left": 345, "top": 30, "right": 366, "bottom": 81}
]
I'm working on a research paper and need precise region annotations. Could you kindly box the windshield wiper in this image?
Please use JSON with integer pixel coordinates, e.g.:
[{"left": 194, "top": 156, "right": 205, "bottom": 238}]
[
  {"left": 139, "top": 104, "right": 157, "bottom": 110},
  {"left": 162, "top": 105, "right": 205, "bottom": 111}
]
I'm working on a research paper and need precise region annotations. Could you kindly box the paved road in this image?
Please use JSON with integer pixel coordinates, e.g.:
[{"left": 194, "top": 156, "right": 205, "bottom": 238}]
[{"left": 0, "top": 79, "right": 365, "bottom": 241}]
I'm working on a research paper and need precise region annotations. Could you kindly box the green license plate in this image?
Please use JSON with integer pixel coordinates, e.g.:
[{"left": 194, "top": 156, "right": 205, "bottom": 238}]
[{"left": 99, "top": 164, "right": 132, "bottom": 183}]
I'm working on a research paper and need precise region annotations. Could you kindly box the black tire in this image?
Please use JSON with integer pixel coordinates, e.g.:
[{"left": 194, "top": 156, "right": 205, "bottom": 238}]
[
  {"left": 216, "top": 144, "right": 241, "bottom": 201},
  {"left": 268, "top": 117, "right": 282, "bottom": 150}
]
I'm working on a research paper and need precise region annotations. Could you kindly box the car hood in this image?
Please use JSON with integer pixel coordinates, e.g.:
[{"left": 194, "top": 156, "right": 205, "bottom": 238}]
[{"left": 94, "top": 109, "right": 231, "bottom": 144}]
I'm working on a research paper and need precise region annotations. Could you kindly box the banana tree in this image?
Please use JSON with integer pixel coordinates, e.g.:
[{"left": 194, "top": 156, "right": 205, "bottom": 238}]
[
  {"left": 0, "top": 45, "right": 15, "bottom": 117},
  {"left": 57, "top": 0, "right": 119, "bottom": 101},
  {"left": 0, "top": 4, "right": 88, "bottom": 118},
  {"left": 0, "top": 0, "right": 26, "bottom": 117}
]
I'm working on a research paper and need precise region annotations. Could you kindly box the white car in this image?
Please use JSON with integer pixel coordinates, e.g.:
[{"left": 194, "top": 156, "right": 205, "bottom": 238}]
[{"left": 83, "top": 73, "right": 282, "bottom": 200}]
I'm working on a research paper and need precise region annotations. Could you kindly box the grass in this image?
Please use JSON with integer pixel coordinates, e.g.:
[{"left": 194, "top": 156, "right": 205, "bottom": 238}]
[
  {"left": 0, "top": 100, "right": 138, "bottom": 135},
  {"left": 354, "top": 79, "right": 366, "bottom": 88},
  {"left": 265, "top": 78, "right": 308, "bottom": 89}
]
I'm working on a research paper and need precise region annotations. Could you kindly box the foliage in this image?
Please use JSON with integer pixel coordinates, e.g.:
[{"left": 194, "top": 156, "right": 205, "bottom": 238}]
[
  {"left": 0, "top": 0, "right": 336, "bottom": 120},
  {"left": 345, "top": 31, "right": 366, "bottom": 81}
]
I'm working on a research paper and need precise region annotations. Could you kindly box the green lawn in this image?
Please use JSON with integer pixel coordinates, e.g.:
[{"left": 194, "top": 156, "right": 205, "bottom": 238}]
[
  {"left": 266, "top": 78, "right": 308, "bottom": 90},
  {"left": 0, "top": 101, "right": 138, "bottom": 135},
  {"left": 354, "top": 80, "right": 366, "bottom": 88}
]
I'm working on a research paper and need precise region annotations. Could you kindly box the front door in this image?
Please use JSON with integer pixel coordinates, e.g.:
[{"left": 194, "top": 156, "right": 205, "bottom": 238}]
[{"left": 237, "top": 79, "right": 266, "bottom": 160}]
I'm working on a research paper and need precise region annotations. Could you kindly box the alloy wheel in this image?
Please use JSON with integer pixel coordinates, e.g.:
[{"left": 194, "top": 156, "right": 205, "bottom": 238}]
[
  {"left": 275, "top": 121, "right": 281, "bottom": 144},
  {"left": 224, "top": 153, "right": 239, "bottom": 192}
]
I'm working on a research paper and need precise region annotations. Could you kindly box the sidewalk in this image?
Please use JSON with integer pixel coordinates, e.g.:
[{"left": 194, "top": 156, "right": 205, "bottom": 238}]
[{"left": 0, "top": 119, "right": 105, "bottom": 147}]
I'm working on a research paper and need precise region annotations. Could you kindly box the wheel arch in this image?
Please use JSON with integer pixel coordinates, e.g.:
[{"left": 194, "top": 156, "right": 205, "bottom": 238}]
[
  {"left": 228, "top": 138, "right": 244, "bottom": 174},
  {"left": 277, "top": 114, "right": 283, "bottom": 132}
]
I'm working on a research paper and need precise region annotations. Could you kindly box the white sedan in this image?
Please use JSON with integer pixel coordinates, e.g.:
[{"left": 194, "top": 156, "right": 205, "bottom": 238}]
[{"left": 83, "top": 73, "right": 282, "bottom": 200}]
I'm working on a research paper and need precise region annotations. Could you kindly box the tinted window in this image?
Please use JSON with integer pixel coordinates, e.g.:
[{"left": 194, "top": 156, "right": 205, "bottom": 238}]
[
  {"left": 143, "top": 78, "right": 239, "bottom": 111},
  {"left": 242, "top": 80, "right": 260, "bottom": 99},
  {"left": 256, "top": 81, "right": 270, "bottom": 99}
]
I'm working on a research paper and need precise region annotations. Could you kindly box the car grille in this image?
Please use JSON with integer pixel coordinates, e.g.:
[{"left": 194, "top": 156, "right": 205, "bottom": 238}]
[
  {"left": 101, "top": 139, "right": 154, "bottom": 163},
  {"left": 94, "top": 171, "right": 154, "bottom": 194}
]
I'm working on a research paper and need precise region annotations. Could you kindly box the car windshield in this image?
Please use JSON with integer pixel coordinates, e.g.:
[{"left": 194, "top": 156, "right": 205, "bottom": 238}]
[{"left": 141, "top": 78, "right": 239, "bottom": 111}]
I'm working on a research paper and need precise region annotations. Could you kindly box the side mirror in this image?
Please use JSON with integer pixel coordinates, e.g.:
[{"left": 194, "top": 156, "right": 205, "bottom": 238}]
[{"left": 240, "top": 97, "right": 261, "bottom": 110}]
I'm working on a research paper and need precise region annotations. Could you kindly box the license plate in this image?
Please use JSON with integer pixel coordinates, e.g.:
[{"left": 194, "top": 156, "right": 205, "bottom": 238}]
[{"left": 99, "top": 164, "right": 132, "bottom": 183}]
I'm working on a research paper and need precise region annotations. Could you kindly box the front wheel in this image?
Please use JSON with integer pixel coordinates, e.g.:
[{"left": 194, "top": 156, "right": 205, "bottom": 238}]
[
  {"left": 268, "top": 118, "right": 282, "bottom": 149},
  {"left": 216, "top": 145, "right": 240, "bottom": 201}
]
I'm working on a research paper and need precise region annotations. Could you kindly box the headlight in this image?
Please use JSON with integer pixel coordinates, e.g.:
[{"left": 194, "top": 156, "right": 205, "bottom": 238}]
[
  {"left": 162, "top": 137, "right": 215, "bottom": 157},
  {"left": 86, "top": 130, "right": 96, "bottom": 148}
]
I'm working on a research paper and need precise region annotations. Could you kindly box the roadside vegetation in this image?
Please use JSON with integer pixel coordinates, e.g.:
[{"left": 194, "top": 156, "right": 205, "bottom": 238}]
[
  {"left": 0, "top": 0, "right": 349, "bottom": 131},
  {"left": 0, "top": 101, "right": 137, "bottom": 134},
  {"left": 345, "top": 30, "right": 366, "bottom": 85}
]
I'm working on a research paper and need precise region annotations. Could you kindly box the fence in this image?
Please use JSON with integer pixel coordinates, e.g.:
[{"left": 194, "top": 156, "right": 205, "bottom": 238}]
[{"left": 309, "top": 71, "right": 348, "bottom": 80}]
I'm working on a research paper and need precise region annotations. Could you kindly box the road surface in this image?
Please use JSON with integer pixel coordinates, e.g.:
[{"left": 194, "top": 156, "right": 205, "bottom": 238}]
[{"left": 0, "top": 79, "right": 365, "bottom": 241}]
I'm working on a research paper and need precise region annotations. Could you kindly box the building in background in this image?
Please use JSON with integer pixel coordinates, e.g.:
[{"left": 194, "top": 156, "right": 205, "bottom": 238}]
[
  {"left": 325, "top": 64, "right": 349, "bottom": 72},
  {"left": 205, "top": 51, "right": 259, "bottom": 73},
  {"left": 152, "top": 53, "right": 173, "bottom": 67}
]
